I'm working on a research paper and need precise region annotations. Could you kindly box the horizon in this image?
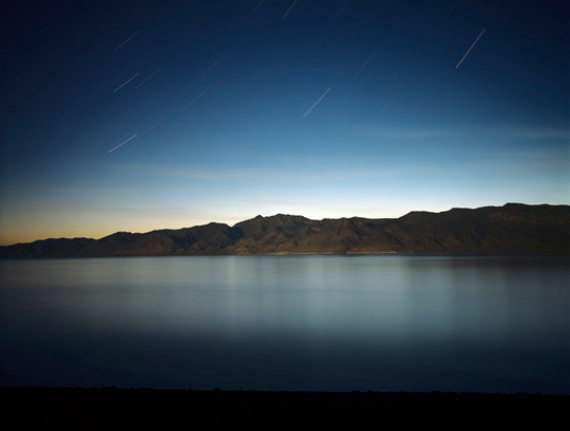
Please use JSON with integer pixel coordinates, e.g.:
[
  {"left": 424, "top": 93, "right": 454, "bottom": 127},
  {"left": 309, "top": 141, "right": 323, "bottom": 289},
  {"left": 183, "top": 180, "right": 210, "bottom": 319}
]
[
  {"left": 1, "top": 201, "right": 567, "bottom": 246},
  {"left": 1, "top": 1, "right": 568, "bottom": 245}
]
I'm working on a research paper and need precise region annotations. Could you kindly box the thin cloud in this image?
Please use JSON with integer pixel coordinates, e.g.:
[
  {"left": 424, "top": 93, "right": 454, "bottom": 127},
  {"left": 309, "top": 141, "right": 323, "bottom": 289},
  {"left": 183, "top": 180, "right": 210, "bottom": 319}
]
[{"left": 120, "top": 163, "right": 426, "bottom": 182}]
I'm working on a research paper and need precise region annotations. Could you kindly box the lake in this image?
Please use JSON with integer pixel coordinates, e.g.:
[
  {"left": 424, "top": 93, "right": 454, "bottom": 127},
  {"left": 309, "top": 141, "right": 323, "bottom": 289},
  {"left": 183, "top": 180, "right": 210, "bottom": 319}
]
[{"left": 1, "top": 255, "right": 568, "bottom": 393}]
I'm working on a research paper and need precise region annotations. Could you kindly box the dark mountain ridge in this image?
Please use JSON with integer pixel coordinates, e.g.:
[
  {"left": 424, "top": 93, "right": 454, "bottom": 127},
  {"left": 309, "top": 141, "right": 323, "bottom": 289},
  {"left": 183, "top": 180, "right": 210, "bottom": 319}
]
[{"left": 1, "top": 203, "right": 569, "bottom": 257}]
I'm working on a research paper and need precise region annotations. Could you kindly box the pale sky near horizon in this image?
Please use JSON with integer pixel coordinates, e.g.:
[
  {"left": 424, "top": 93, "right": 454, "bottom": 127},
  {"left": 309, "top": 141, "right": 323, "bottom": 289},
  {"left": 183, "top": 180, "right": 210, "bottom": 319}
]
[{"left": 1, "top": 0, "right": 568, "bottom": 244}]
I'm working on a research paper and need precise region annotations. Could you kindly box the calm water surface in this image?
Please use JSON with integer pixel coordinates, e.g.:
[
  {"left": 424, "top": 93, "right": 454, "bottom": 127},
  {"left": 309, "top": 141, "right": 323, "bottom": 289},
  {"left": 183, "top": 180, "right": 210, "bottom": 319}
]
[{"left": 1, "top": 256, "right": 568, "bottom": 393}]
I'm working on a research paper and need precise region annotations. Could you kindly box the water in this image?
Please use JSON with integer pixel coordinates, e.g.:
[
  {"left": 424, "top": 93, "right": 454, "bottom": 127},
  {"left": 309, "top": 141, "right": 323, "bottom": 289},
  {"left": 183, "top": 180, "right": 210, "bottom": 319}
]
[{"left": 1, "top": 256, "right": 568, "bottom": 393}]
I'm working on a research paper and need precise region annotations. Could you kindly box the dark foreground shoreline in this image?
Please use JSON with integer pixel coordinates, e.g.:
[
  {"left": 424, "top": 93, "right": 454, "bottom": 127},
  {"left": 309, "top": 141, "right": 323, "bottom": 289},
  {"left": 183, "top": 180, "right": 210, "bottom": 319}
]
[{"left": 2, "top": 387, "right": 569, "bottom": 430}]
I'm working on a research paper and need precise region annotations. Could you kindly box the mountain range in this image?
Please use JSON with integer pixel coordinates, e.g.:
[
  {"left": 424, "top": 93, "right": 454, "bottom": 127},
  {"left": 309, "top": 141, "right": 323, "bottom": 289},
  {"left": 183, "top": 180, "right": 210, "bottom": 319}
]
[{"left": 1, "top": 203, "right": 569, "bottom": 257}]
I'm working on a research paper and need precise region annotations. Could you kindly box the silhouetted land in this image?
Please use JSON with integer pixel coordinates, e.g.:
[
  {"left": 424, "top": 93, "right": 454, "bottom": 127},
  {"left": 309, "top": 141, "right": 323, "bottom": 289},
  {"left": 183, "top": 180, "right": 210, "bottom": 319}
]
[
  {"left": 1, "top": 203, "right": 569, "bottom": 257},
  {"left": 2, "top": 387, "right": 569, "bottom": 430}
]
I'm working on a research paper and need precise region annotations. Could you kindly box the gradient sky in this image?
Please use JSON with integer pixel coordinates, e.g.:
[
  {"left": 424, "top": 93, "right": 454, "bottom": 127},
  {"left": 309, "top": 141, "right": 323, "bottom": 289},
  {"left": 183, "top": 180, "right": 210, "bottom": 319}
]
[{"left": 1, "top": 0, "right": 568, "bottom": 244}]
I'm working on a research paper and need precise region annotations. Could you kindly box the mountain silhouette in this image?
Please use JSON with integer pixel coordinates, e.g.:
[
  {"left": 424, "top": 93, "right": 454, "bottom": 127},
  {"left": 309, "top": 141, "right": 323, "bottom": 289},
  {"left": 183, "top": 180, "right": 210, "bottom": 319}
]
[{"left": 1, "top": 203, "right": 568, "bottom": 257}]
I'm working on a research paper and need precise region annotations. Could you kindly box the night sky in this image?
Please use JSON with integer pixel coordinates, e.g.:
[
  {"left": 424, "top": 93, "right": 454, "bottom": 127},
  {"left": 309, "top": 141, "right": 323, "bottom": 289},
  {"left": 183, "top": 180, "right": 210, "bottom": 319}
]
[{"left": 1, "top": 0, "right": 568, "bottom": 244}]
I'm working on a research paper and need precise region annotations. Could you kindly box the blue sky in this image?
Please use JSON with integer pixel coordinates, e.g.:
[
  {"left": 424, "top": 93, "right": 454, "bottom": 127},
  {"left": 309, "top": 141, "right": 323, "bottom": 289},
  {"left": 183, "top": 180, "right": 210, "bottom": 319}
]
[{"left": 1, "top": 0, "right": 568, "bottom": 244}]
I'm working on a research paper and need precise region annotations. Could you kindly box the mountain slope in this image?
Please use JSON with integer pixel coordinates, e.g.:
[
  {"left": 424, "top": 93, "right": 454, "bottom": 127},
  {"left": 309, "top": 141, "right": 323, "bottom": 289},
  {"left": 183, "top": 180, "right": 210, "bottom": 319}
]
[{"left": 1, "top": 203, "right": 568, "bottom": 257}]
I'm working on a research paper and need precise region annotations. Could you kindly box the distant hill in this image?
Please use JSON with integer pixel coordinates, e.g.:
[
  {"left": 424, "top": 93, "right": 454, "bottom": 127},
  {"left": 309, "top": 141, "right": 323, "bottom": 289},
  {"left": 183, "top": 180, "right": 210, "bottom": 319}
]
[{"left": 1, "top": 203, "right": 569, "bottom": 257}]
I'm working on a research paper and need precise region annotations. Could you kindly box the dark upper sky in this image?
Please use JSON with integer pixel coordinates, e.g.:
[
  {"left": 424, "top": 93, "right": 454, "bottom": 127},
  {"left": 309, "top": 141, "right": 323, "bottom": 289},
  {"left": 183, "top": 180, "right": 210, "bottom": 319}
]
[{"left": 1, "top": 0, "right": 568, "bottom": 243}]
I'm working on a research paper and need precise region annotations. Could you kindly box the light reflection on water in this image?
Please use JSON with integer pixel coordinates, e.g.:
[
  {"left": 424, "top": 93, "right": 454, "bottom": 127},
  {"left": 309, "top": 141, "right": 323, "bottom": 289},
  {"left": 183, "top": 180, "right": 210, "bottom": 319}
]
[{"left": 1, "top": 256, "right": 568, "bottom": 393}]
